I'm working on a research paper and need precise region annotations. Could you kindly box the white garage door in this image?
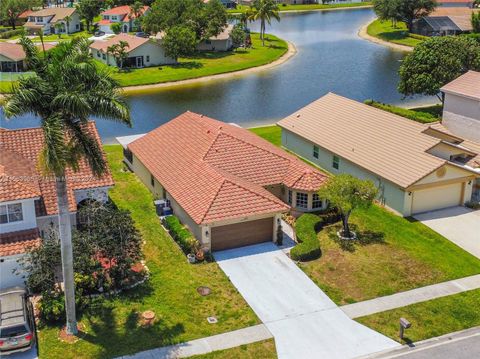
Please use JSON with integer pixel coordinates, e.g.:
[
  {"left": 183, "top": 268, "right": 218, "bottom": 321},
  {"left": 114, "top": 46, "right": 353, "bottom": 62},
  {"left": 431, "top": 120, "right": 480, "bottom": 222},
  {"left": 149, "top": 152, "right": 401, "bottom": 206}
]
[
  {"left": 0, "top": 255, "right": 26, "bottom": 289},
  {"left": 411, "top": 182, "right": 463, "bottom": 215}
]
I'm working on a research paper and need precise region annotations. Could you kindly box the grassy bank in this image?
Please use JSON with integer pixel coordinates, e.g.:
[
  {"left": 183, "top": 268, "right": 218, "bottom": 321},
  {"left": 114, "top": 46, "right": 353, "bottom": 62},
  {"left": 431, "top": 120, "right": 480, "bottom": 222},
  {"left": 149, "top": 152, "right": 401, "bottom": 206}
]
[
  {"left": 192, "top": 339, "right": 277, "bottom": 359},
  {"left": 104, "top": 33, "right": 288, "bottom": 88},
  {"left": 229, "top": 2, "right": 372, "bottom": 14},
  {"left": 367, "top": 19, "right": 425, "bottom": 48},
  {"left": 37, "top": 145, "right": 259, "bottom": 359},
  {"left": 357, "top": 289, "right": 480, "bottom": 343},
  {"left": 365, "top": 100, "right": 442, "bottom": 124}
]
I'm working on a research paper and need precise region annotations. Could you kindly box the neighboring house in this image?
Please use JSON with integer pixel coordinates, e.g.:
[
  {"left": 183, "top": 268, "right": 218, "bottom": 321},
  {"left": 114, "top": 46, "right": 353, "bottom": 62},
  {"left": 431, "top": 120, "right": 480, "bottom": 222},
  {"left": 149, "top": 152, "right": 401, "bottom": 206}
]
[
  {"left": 0, "top": 43, "right": 55, "bottom": 72},
  {"left": 0, "top": 123, "right": 114, "bottom": 289},
  {"left": 441, "top": 71, "right": 480, "bottom": 143},
  {"left": 23, "top": 8, "right": 81, "bottom": 35},
  {"left": 117, "top": 112, "right": 328, "bottom": 252},
  {"left": 90, "top": 33, "right": 176, "bottom": 68},
  {"left": 278, "top": 93, "right": 480, "bottom": 217},
  {"left": 197, "top": 25, "right": 234, "bottom": 52},
  {"left": 412, "top": 8, "right": 478, "bottom": 36},
  {"left": 437, "top": 0, "right": 474, "bottom": 7},
  {"left": 98, "top": 5, "right": 149, "bottom": 34}
]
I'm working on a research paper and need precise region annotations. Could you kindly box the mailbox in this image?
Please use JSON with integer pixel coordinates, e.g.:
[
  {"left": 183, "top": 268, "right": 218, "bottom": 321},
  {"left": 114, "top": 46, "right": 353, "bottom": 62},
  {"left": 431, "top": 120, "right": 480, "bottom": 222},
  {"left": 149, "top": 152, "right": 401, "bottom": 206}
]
[{"left": 399, "top": 317, "right": 411, "bottom": 339}]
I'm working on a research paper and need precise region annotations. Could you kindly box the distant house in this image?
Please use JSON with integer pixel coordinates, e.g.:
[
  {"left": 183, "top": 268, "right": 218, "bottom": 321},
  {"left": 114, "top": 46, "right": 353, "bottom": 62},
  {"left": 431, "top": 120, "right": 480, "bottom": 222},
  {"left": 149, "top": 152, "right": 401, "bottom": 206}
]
[
  {"left": 0, "top": 123, "right": 113, "bottom": 289},
  {"left": 117, "top": 112, "right": 328, "bottom": 252},
  {"left": 197, "top": 24, "right": 234, "bottom": 52},
  {"left": 98, "top": 5, "right": 149, "bottom": 34},
  {"left": 276, "top": 0, "right": 362, "bottom": 4},
  {"left": 441, "top": 71, "right": 480, "bottom": 143},
  {"left": 278, "top": 93, "right": 480, "bottom": 217},
  {"left": 437, "top": 0, "right": 474, "bottom": 8},
  {"left": 412, "top": 8, "right": 478, "bottom": 36},
  {"left": 0, "top": 43, "right": 55, "bottom": 72},
  {"left": 90, "top": 33, "right": 176, "bottom": 68},
  {"left": 23, "top": 8, "right": 81, "bottom": 35}
]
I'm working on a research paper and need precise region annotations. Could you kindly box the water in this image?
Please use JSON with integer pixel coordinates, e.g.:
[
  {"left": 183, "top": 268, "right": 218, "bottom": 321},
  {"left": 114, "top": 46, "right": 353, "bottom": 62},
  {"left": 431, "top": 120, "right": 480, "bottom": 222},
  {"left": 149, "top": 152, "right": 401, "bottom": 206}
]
[{"left": 0, "top": 8, "right": 435, "bottom": 143}]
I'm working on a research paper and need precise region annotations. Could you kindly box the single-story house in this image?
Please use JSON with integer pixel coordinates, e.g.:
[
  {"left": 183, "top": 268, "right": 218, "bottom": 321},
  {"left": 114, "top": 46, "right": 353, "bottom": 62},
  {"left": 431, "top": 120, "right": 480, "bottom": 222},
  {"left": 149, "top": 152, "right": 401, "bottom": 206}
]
[
  {"left": 24, "top": 7, "right": 81, "bottom": 35},
  {"left": 0, "top": 123, "right": 113, "bottom": 289},
  {"left": 197, "top": 24, "right": 234, "bottom": 52},
  {"left": 98, "top": 5, "right": 150, "bottom": 34},
  {"left": 90, "top": 33, "right": 176, "bottom": 68},
  {"left": 117, "top": 112, "right": 328, "bottom": 252},
  {"left": 412, "top": 7, "right": 478, "bottom": 36},
  {"left": 278, "top": 93, "right": 480, "bottom": 217},
  {"left": 441, "top": 71, "right": 480, "bottom": 143},
  {"left": 0, "top": 43, "right": 55, "bottom": 72}
]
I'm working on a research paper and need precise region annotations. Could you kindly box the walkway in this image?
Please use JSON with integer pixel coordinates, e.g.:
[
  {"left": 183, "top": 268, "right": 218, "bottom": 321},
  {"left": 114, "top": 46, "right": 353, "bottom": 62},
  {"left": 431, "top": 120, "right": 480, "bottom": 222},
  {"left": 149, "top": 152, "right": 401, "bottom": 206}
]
[
  {"left": 117, "top": 324, "right": 272, "bottom": 359},
  {"left": 341, "top": 274, "right": 480, "bottom": 319},
  {"left": 215, "top": 242, "right": 399, "bottom": 359}
]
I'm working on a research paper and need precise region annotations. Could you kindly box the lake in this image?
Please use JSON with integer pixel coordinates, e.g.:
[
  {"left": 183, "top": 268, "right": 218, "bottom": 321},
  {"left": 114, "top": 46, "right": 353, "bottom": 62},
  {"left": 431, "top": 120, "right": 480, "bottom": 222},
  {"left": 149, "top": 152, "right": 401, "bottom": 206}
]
[{"left": 0, "top": 8, "right": 435, "bottom": 143}]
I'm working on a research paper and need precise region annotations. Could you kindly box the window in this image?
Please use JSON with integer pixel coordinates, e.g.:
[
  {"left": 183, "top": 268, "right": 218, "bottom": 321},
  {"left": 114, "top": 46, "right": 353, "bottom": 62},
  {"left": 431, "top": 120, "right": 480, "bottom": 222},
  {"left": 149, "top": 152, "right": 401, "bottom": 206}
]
[
  {"left": 313, "top": 145, "right": 319, "bottom": 159},
  {"left": 332, "top": 155, "right": 340, "bottom": 170},
  {"left": 312, "top": 194, "right": 322, "bottom": 209},
  {"left": 288, "top": 190, "right": 292, "bottom": 204},
  {"left": 146, "top": 55, "right": 150, "bottom": 62},
  {"left": 296, "top": 192, "right": 308, "bottom": 209},
  {"left": 97, "top": 51, "right": 101, "bottom": 58},
  {"left": 150, "top": 174, "right": 155, "bottom": 187},
  {"left": 0, "top": 203, "right": 23, "bottom": 224},
  {"left": 206, "top": 40, "right": 212, "bottom": 45},
  {"left": 102, "top": 53, "right": 106, "bottom": 60}
]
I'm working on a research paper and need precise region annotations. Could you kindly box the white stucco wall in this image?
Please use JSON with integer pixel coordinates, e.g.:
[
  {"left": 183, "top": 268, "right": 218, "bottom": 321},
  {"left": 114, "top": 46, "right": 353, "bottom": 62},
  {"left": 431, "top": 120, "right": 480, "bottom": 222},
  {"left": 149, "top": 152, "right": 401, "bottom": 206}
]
[
  {"left": 0, "top": 198, "right": 38, "bottom": 234},
  {"left": 197, "top": 38, "right": 232, "bottom": 52},
  {"left": 0, "top": 254, "right": 26, "bottom": 289},
  {"left": 443, "top": 93, "right": 480, "bottom": 142},
  {"left": 427, "top": 142, "right": 471, "bottom": 161}
]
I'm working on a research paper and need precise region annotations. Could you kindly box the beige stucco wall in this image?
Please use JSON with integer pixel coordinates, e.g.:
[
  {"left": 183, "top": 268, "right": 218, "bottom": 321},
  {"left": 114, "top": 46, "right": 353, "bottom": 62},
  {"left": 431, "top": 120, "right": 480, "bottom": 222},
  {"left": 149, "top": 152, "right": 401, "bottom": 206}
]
[{"left": 443, "top": 93, "right": 480, "bottom": 142}]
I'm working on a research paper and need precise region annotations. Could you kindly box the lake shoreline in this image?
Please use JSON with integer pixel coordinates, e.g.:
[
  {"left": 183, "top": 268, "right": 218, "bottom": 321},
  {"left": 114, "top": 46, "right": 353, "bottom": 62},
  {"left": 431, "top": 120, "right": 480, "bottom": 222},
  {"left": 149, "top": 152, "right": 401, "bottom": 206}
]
[
  {"left": 229, "top": 4, "right": 373, "bottom": 15},
  {"left": 358, "top": 18, "right": 414, "bottom": 52}
]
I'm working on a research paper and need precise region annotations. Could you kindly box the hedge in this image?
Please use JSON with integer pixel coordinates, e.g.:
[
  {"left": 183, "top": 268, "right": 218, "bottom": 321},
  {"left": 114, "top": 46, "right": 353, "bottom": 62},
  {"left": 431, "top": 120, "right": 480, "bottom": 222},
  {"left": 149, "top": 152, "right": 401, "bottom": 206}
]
[
  {"left": 364, "top": 100, "right": 439, "bottom": 124},
  {"left": 290, "top": 214, "right": 322, "bottom": 262},
  {"left": 0, "top": 29, "right": 24, "bottom": 39},
  {"left": 164, "top": 215, "right": 196, "bottom": 253}
]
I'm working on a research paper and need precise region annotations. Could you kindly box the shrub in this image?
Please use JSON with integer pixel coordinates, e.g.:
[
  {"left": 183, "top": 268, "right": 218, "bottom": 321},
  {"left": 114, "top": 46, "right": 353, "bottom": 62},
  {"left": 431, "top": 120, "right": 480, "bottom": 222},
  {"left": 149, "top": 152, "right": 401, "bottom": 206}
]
[
  {"left": 290, "top": 214, "right": 322, "bottom": 262},
  {"left": 39, "top": 292, "right": 65, "bottom": 323},
  {"left": 164, "top": 215, "right": 196, "bottom": 253},
  {"left": 364, "top": 99, "right": 440, "bottom": 124},
  {"left": 408, "top": 33, "right": 428, "bottom": 41},
  {"left": 0, "top": 29, "right": 24, "bottom": 39},
  {"left": 465, "top": 200, "right": 480, "bottom": 210}
]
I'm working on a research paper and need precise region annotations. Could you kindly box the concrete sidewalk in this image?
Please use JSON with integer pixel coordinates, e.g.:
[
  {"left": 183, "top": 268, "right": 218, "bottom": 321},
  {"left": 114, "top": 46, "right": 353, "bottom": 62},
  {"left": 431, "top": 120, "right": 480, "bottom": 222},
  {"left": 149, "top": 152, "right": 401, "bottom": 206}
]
[
  {"left": 341, "top": 274, "right": 480, "bottom": 319},
  {"left": 117, "top": 324, "right": 272, "bottom": 359}
]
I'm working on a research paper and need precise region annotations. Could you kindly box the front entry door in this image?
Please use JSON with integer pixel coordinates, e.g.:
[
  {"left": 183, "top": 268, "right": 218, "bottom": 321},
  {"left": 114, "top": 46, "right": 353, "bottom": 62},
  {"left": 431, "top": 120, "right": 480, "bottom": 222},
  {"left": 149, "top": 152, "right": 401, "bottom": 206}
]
[{"left": 136, "top": 56, "right": 144, "bottom": 68}]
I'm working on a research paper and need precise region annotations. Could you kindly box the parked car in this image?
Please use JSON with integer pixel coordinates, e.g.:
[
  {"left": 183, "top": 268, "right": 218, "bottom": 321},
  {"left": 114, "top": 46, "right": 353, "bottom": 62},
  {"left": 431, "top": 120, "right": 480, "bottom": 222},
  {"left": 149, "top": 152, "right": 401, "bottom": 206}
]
[
  {"left": 94, "top": 31, "right": 106, "bottom": 37},
  {"left": 135, "top": 32, "right": 149, "bottom": 38},
  {"left": 0, "top": 287, "right": 35, "bottom": 355}
]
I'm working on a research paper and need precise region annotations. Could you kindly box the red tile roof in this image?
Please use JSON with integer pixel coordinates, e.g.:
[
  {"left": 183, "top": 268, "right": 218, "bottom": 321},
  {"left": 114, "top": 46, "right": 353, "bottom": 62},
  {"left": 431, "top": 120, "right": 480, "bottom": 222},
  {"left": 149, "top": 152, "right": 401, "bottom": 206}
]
[
  {"left": 128, "top": 112, "right": 328, "bottom": 224},
  {"left": 100, "top": 5, "right": 149, "bottom": 22},
  {"left": 90, "top": 33, "right": 150, "bottom": 53},
  {"left": 0, "top": 123, "right": 114, "bottom": 215},
  {"left": 0, "top": 43, "right": 26, "bottom": 61},
  {"left": 0, "top": 229, "right": 41, "bottom": 257}
]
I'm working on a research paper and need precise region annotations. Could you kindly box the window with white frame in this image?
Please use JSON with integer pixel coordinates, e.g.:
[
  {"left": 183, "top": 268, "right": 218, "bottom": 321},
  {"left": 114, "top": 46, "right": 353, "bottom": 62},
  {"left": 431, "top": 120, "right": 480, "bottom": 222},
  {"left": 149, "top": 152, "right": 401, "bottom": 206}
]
[
  {"left": 313, "top": 145, "right": 319, "bottom": 159},
  {"left": 296, "top": 192, "right": 308, "bottom": 209},
  {"left": 312, "top": 193, "right": 322, "bottom": 209},
  {"left": 0, "top": 203, "right": 23, "bottom": 224},
  {"left": 288, "top": 190, "right": 292, "bottom": 204}
]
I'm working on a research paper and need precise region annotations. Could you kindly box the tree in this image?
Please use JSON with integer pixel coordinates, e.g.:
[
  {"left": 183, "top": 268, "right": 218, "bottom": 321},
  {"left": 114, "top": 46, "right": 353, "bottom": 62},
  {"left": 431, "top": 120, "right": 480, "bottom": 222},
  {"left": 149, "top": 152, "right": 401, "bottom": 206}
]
[
  {"left": 64, "top": 15, "right": 72, "bottom": 35},
  {"left": 129, "top": 1, "right": 144, "bottom": 31},
  {"left": 248, "top": 0, "right": 280, "bottom": 46},
  {"left": 398, "top": 36, "right": 480, "bottom": 101},
  {"left": 372, "top": 0, "right": 437, "bottom": 31},
  {"left": 231, "top": 23, "right": 246, "bottom": 48},
  {"left": 3, "top": 36, "right": 131, "bottom": 335},
  {"left": 472, "top": 12, "right": 480, "bottom": 34},
  {"left": 107, "top": 40, "right": 130, "bottom": 68},
  {"left": 110, "top": 22, "right": 122, "bottom": 34},
  {"left": 162, "top": 25, "right": 197, "bottom": 60},
  {"left": 318, "top": 174, "right": 378, "bottom": 239},
  {"left": 0, "top": 0, "right": 39, "bottom": 30},
  {"left": 203, "top": 0, "right": 228, "bottom": 39},
  {"left": 54, "top": 22, "right": 63, "bottom": 38},
  {"left": 76, "top": 0, "right": 101, "bottom": 32}
]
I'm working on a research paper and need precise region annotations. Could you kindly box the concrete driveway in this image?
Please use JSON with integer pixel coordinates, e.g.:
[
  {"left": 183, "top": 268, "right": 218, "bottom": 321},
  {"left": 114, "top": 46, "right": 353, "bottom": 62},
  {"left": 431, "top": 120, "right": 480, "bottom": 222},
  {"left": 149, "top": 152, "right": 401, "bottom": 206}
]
[
  {"left": 215, "top": 243, "right": 399, "bottom": 359},
  {"left": 414, "top": 207, "right": 480, "bottom": 259}
]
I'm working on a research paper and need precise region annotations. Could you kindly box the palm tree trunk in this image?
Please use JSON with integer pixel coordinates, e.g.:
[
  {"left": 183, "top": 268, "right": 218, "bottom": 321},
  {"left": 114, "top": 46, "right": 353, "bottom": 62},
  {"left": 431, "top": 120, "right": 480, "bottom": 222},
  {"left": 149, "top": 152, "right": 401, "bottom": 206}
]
[
  {"left": 56, "top": 175, "right": 78, "bottom": 335},
  {"left": 261, "top": 19, "right": 265, "bottom": 46}
]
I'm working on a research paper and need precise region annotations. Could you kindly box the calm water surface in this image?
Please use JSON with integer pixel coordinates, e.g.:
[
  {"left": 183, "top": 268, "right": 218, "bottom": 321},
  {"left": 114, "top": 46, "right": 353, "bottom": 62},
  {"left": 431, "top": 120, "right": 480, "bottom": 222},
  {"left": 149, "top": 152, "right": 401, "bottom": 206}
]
[{"left": 0, "top": 8, "right": 435, "bottom": 143}]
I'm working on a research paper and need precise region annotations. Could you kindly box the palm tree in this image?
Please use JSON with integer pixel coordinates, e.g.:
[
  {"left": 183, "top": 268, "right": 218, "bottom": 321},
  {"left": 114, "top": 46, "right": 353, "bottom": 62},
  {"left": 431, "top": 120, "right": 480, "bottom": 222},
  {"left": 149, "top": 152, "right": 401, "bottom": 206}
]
[
  {"left": 248, "top": 0, "right": 280, "bottom": 46},
  {"left": 129, "top": 1, "right": 145, "bottom": 32},
  {"left": 64, "top": 15, "right": 72, "bottom": 35},
  {"left": 3, "top": 36, "right": 131, "bottom": 336}
]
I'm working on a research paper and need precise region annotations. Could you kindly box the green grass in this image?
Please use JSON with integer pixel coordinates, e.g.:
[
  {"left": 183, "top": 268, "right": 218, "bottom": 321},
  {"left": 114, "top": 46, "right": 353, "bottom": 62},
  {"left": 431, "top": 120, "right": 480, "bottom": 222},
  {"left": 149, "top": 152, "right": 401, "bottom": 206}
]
[
  {"left": 37, "top": 145, "right": 259, "bottom": 359},
  {"left": 357, "top": 289, "right": 480, "bottom": 343},
  {"left": 365, "top": 100, "right": 442, "bottom": 124},
  {"left": 191, "top": 339, "right": 277, "bottom": 359},
  {"left": 229, "top": 2, "right": 372, "bottom": 14},
  {"left": 367, "top": 19, "right": 426, "bottom": 48},
  {"left": 0, "top": 81, "right": 14, "bottom": 93},
  {"left": 249, "top": 125, "right": 282, "bottom": 147},
  {"left": 298, "top": 206, "right": 480, "bottom": 305},
  {"left": 102, "top": 33, "right": 287, "bottom": 87}
]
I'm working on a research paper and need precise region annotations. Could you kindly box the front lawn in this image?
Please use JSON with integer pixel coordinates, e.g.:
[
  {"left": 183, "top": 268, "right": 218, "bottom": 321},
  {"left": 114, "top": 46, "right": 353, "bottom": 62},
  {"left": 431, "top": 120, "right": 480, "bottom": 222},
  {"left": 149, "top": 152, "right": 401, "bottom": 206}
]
[
  {"left": 367, "top": 19, "right": 425, "bottom": 48},
  {"left": 37, "top": 145, "right": 259, "bottom": 359},
  {"left": 298, "top": 206, "right": 480, "bottom": 305},
  {"left": 191, "top": 339, "right": 277, "bottom": 359},
  {"left": 102, "top": 33, "right": 288, "bottom": 88},
  {"left": 356, "top": 289, "right": 480, "bottom": 343}
]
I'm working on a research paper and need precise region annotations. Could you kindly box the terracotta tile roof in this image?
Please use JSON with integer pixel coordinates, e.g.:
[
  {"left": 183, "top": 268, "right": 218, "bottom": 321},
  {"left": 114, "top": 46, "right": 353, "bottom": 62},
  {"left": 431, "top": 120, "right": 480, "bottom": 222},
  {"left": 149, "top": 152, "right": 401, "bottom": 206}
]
[
  {"left": 0, "top": 229, "right": 41, "bottom": 257},
  {"left": 0, "top": 123, "right": 114, "bottom": 215},
  {"left": 0, "top": 43, "right": 26, "bottom": 61},
  {"left": 278, "top": 93, "right": 461, "bottom": 189},
  {"left": 100, "top": 5, "right": 149, "bottom": 22},
  {"left": 27, "top": 7, "right": 76, "bottom": 23},
  {"left": 441, "top": 71, "right": 480, "bottom": 101},
  {"left": 128, "top": 112, "right": 327, "bottom": 224},
  {"left": 90, "top": 33, "right": 150, "bottom": 53}
]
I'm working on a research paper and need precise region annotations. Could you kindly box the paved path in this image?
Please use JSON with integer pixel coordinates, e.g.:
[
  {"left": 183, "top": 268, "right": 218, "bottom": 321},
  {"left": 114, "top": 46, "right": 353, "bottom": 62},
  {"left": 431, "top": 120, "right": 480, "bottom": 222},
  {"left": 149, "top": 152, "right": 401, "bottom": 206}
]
[
  {"left": 414, "top": 207, "right": 480, "bottom": 260},
  {"left": 117, "top": 324, "right": 272, "bottom": 359},
  {"left": 341, "top": 274, "right": 480, "bottom": 319},
  {"left": 365, "top": 326, "right": 480, "bottom": 359},
  {"left": 215, "top": 243, "right": 399, "bottom": 359}
]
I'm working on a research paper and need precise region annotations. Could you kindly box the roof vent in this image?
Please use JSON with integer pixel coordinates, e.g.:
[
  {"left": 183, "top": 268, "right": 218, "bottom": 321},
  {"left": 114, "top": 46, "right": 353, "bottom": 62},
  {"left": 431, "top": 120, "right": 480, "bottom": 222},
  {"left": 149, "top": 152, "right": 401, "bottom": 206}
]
[
  {"left": 296, "top": 114, "right": 301, "bottom": 118},
  {"left": 207, "top": 130, "right": 211, "bottom": 134},
  {"left": 218, "top": 126, "right": 223, "bottom": 130}
]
